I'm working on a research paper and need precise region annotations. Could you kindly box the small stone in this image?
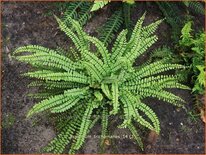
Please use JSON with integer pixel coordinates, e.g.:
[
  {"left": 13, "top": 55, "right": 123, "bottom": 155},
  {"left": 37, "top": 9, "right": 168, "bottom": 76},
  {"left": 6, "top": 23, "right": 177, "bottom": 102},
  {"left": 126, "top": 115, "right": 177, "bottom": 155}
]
[
  {"left": 176, "top": 108, "right": 181, "bottom": 112},
  {"left": 169, "top": 122, "right": 172, "bottom": 125},
  {"left": 104, "top": 139, "right": 111, "bottom": 146},
  {"left": 180, "top": 122, "right": 183, "bottom": 126},
  {"left": 146, "top": 144, "right": 151, "bottom": 149},
  {"left": 176, "top": 138, "right": 180, "bottom": 142}
]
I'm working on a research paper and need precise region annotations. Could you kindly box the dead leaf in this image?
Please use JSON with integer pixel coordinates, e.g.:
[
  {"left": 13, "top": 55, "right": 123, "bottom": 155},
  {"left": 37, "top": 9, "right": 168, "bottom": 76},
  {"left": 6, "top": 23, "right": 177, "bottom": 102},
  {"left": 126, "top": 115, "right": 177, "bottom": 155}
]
[
  {"left": 200, "top": 109, "right": 206, "bottom": 123},
  {"left": 104, "top": 138, "right": 111, "bottom": 146},
  {"left": 145, "top": 144, "right": 151, "bottom": 150},
  {"left": 147, "top": 130, "right": 159, "bottom": 145}
]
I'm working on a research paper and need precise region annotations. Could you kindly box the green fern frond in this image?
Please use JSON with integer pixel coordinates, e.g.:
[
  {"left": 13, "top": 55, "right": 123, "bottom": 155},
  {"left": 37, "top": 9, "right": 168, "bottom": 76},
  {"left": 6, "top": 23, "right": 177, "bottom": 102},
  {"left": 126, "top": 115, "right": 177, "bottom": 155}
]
[
  {"left": 125, "top": 35, "right": 158, "bottom": 64},
  {"left": 82, "top": 51, "right": 107, "bottom": 81},
  {"left": 110, "top": 29, "right": 128, "bottom": 63},
  {"left": 127, "top": 123, "right": 143, "bottom": 150},
  {"left": 44, "top": 109, "right": 84, "bottom": 153},
  {"left": 113, "top": 12, "right": 161, "bottom": 67},
  {"left": 91, "top": 0, "right": 110, "bottom": 12},
  {"left": 27, "top": 87, "right": 88, "bottom": 117},
  {"left": 119, "top": 91, "right": 138, "bottom": 127},
  {"left": 122, "top": 3, "right": 133, "bottom": 38},
  {"left": 127, "top": 12, "right": 146, "bottom": 48},
  {"left": 27, "top": 94, "right": 70, "bottom": 117},
  {"left": 15, "top": 45, "right": 82, "bottom": 71},
  {"left": 86, "top": 36, "right": 110, "bottom": 66},
  {"left": 63, "top": 2, "right": 93, "bottom": 27},
  {"left": 69, "top": 114, "right": 100, "bottom": 154},
  {"left": 66, "top": 16, "right": 89, "bottom": 50},
  {"left": 154, "top": 80, "right": 190, "bottom": 90},
  {"left": 123, "top": 0, "right": 135, "bottom": 4},
  {"left": 141, "top": 19, "right": 163, "bottom": 38},
  {"left": 123, "top": 75, "right": 190, "bottom": 90},
  {"left": 97, "top": 10, "right": 123, "bottom": 46},
  {"left": 101, "top": 107, "right": 109, "bottom": 145},
  {"left": 55, "top": 16, "right": 88, "bottom": 53},
  {"left": 137, "top": 102, "right": 160, "bottom": 134},
  {"left": 110, "top": 81, "right": 119, "bottom": 115},
  {"left": 50, "top": 97, "right": 81, "bottom": 113},
  {"left": 135, "top": 88, "right": 185, "bottom": 107},
  {"left": 54, "top": 104, "right": 87, "bottom": 132},
  {"left": 130, "top": 62, "right": 185, "bottom": 80},
  {"left": 156, "top": 2, "right": 182, "bottom": 43},
  {"left": 28, "top": 90, "right": 62, "bottom": 99},
  {"left": 62, "top": 2, "right": 84, "bottom": 20},
  {"left": 83, "top": 61, "right": 103, "bottom": 82},
  {"left": 24, "top": 70, "right": 89, "bottom": 84},
  {"left": 101, "top": 83, "right": 112, "bottom": 99},
  {"left": 186, "top": 1, "right": 205, "bottom": 15},
  {"left": 70, "top": 101, "right": 95, "bottom": 151},
  {"left": 28, "top": 81, "right": 85, "bottom": 89},
  {"left": 179, "top": 21, "right": 193, "bottom": 46},
  {"left": 78, "top": 2, "right": 93, "bottom": 26},
  {"left": 134, "top": 111, "right": 154, "bottom": 131}
]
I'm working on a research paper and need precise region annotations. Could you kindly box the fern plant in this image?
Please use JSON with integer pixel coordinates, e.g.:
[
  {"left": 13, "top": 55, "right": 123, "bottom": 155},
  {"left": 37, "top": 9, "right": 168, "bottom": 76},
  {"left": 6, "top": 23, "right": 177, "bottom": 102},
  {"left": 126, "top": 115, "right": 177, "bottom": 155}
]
[
  {"left": 14, "top": 13, "right": 189, "bottom": 153},
  {"left": 179, "top": 21, "right": 205, "bottom": 95}
]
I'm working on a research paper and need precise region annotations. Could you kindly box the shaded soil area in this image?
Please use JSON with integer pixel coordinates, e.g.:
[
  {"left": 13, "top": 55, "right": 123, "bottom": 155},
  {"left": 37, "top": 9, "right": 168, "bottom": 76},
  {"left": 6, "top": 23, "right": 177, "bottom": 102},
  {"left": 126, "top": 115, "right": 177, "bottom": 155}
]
[{"left": 2, "top": 2, "right": 205, "bottom": 154}]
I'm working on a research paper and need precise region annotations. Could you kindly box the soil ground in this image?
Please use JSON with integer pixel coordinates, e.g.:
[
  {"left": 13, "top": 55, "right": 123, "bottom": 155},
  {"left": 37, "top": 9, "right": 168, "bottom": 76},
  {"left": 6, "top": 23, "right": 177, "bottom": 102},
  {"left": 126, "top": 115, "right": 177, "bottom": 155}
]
[{"left": 2, "top": 2, "right": 205, "bottom": 154}]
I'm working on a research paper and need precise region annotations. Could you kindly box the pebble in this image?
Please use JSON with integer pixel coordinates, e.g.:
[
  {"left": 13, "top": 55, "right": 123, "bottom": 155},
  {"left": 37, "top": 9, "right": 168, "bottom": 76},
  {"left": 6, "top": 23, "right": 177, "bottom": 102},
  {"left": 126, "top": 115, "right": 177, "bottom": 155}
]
[
  {"left": 146, "top": 144, "right": 151, "bottom": 149},
  {"left": 176, "top": 108, "right": 181, "bottom": 112}
]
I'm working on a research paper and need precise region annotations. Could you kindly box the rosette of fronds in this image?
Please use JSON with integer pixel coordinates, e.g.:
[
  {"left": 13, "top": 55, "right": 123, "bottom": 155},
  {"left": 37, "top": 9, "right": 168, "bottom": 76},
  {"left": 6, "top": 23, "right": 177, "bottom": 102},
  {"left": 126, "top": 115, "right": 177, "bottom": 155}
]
[{"left": 14, "top": 13, "right": 189, "bottom": 153}]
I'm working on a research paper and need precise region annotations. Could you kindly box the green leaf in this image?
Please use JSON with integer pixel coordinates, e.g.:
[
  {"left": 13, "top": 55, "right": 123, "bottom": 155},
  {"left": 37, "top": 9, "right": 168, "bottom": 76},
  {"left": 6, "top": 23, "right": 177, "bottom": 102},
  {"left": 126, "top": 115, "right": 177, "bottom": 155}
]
[
  {"left": 110, "top": 81, "right": 119, "bottom": 115},
  {"left": 91, "top": 0, "right": 110, "bottom": 12}
]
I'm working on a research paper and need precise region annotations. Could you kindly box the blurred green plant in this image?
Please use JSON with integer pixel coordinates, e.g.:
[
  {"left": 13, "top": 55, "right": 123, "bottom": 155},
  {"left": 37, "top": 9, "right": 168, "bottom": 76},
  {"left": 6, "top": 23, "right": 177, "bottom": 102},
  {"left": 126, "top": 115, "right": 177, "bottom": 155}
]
[
  {"left": 91, "top": 0, "right": 134, "bottom": 12},
  {"left": 179, "top": 21, "right": 205, "bottom": 95},
  {"left": 2, "top": 113, "right": 15, "bottom": 129},
  {"left": 156, "top": 1, "right": 204, "bottom": 44}
]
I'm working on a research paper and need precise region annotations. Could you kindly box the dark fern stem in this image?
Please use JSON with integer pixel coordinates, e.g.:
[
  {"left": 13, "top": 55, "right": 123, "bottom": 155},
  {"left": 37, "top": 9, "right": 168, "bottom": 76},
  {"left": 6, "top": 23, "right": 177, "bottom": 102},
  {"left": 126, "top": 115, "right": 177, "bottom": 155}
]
[
  {"left": 97, "top": 10, "right": 123, "bottom": 47},
  {"left": 156, "top": 2, "right": 183, "bottom": 44},
  {"left": 62, "top": 1, "right": 93, "bottom": 27},
  {"left": 187, "top": 1, "right": 205, "bottom": 15},
  {"left": 123, "top": 2, "right": 133, "bottom": 39}
]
